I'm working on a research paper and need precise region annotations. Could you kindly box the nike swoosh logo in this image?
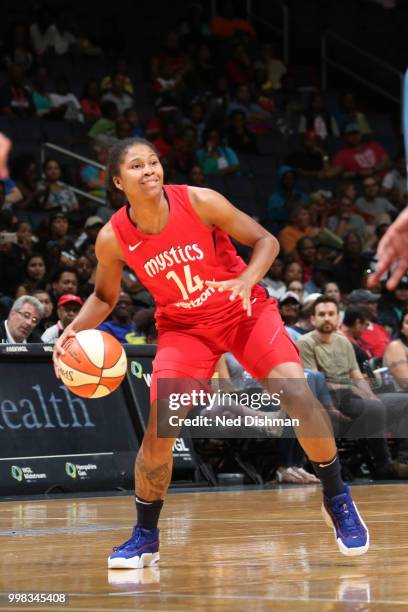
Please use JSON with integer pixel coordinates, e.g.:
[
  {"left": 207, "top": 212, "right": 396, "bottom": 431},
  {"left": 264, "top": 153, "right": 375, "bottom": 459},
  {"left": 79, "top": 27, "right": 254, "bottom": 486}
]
[{"left": 129, "top": 241, "right": 143, "bottom": 251}]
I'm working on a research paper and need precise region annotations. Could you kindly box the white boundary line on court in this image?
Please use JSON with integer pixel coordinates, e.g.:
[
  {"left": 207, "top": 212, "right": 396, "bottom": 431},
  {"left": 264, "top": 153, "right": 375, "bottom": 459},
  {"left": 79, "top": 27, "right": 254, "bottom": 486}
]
[{"left": 0, "top": 452, "right": 114, "bottom": 460}]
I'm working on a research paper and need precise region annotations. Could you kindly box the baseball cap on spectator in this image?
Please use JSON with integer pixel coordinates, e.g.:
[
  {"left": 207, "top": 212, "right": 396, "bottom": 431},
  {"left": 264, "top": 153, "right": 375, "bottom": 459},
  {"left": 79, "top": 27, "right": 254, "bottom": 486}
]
[
  {"left": 348, "top": 289, "right": 380, "bottom": 304},
  {"left": 85, "top": 216, "right": 104, "bottom": 229},
  {"left": 279, "top": 291, "right": 301, "bottom": 304},
  {"left": 345, "top": 122, "right": 361, "bottom": 134},
  {"left": 57, "top": 294, "right": 84, "bottom": 308}
]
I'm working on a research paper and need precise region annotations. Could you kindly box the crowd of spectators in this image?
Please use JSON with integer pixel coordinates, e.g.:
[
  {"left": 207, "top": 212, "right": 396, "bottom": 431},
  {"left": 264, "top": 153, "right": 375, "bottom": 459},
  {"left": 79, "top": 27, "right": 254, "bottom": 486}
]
[{"left": 0, "top": 4, "right": 408, "bottom": 484}]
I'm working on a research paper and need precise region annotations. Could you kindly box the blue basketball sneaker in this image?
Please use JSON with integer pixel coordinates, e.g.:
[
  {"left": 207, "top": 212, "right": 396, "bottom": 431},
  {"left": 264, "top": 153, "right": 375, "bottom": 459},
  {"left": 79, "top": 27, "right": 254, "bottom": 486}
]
[
  {"left": 108, "top": 525, "right": 160, "bottom": 569},
  {"left": 322, "top": 485, "right": 369, "bottom": 556}
]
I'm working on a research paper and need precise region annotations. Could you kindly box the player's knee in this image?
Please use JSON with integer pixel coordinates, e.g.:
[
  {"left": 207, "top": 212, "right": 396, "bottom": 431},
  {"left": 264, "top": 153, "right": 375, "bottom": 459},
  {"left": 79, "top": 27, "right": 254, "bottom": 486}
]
[{"left": 141, "top": 433, "right": 175, "bottom": 461}]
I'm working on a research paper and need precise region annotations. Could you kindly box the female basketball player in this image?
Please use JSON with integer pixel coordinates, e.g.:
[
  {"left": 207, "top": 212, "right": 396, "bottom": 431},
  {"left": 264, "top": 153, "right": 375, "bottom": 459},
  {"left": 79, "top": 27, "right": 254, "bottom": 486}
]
[{"left": 53, "top": 138, "right": 368, "bottom": 567}]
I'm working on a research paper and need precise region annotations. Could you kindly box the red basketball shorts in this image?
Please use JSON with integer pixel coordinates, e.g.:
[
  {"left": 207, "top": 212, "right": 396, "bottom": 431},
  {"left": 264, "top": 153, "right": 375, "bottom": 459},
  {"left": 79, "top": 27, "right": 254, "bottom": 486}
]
[{"left": 150, "top": 296, "right": 300, "bottom": 403}]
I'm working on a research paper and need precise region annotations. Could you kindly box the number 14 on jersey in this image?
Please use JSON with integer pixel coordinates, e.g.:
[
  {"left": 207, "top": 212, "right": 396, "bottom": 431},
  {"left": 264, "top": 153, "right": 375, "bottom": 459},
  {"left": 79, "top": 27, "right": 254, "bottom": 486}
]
[{"left": 166, "top": 265, "right": 204, "bottom": 299}]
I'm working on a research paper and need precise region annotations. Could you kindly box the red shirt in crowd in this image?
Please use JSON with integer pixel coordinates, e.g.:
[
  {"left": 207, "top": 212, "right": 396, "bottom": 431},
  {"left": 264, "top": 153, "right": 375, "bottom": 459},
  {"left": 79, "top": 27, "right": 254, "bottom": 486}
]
[
  {"left": 360, "top": 321, "right": 391, "bottom": 358},
  {"left": 333, "top": 142, "right": 386, "bottom": 174}
]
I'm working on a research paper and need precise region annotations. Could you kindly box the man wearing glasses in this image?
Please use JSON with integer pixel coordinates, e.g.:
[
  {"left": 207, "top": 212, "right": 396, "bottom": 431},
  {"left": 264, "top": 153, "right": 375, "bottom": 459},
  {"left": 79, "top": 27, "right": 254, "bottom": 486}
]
[{"left": 0, "top": 296, "right": 44, "bottom": 344}]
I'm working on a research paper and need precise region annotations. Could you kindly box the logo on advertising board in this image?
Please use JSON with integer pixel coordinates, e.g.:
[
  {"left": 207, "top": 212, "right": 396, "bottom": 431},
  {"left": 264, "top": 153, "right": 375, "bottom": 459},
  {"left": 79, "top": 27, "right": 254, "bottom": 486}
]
[
  {"left": 65, "top": 462, "right": 77, "bottom": 479},
  {"left": 130, "top": 360, "right": 151, "bottom": 387},
  {"left": 11, "top": 465, "right": 23, "bottom": 481},
  {"left": 65, "top": 461, "right": 97, "bottom": 480},
  {"left": 11, "top": 465, "right": 46, "bottom": 482}
]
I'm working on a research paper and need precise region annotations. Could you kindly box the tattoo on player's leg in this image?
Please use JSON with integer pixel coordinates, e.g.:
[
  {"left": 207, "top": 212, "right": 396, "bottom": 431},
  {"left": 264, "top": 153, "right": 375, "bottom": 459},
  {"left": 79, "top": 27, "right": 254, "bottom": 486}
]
[{"left": 136, "top": 454, "right": 172, "bottom": 499}]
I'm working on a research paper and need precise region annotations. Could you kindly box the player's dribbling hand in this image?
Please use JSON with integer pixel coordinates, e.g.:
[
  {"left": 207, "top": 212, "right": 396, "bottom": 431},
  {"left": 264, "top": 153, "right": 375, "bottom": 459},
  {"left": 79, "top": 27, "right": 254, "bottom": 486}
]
[
  {"left": 205, "top": 278, "right": 253, "bottom": 316},
  {"left": 368, "top": 207, "right": 408, "bottom": 290},
  {"left": 53, "top": 328, "right": 77, "bottom": 378}
]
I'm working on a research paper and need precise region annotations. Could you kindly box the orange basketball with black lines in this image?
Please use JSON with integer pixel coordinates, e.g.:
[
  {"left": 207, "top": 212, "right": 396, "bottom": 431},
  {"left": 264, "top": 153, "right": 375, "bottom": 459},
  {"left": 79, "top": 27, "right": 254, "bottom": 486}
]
[{"left": 58, "top": 330, "right": 127, "bottom": 398}]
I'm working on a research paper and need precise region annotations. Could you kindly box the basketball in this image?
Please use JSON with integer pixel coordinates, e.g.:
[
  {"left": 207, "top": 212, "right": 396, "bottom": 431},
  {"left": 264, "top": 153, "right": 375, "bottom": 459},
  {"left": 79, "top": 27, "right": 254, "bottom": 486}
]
[{"left": 58, "top": 329, "right": 127, "bottom": 398}]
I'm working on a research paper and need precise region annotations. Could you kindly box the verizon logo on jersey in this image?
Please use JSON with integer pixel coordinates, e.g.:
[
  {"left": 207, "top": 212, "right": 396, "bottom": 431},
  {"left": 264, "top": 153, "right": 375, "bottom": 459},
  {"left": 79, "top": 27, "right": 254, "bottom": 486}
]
[{"left": 143, "top": 244, "right": 204, "bottom": 278}]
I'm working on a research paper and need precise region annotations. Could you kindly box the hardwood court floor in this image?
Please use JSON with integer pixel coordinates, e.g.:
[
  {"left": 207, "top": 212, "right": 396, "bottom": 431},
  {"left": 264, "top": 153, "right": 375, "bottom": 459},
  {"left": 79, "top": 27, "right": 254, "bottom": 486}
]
[{"left": 0, "top": 485, "right": 408, "bottom": 611}]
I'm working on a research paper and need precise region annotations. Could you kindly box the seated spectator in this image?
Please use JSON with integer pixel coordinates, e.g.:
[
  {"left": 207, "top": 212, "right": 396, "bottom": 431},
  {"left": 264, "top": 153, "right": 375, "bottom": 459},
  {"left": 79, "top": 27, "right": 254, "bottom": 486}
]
[
  {"left": 382, "top": 152, "right": 406, "bottom": 209},
  {"left": 4, "top": 24, "right": 34, "bottom": 74},
  {"left": 49, "top": 76, "right": 84, "bottom": 122},
  {"left": 297, "top": 296, "right": 408, "bottom": 479},
  {"left": 116, "top": 117, "right": 132, "bottom": 140},
  {"left": 226, "top": 44, "right": 254, "bottom": 85},
  {"left": 75, "top": 255, "right": 95, "bottom": 299},
  {"left": 304, "top": 260, "right": 334, "bottom": 294},
  {"left": 172, "top": 126, "right": 198, "bottom": 174},
  {"left": 151, "top": 30, "right": 190, "bottom": 80},
  {"left": 227, "top": 109, "right": 257, "bottom": 153},
  {"left": 153, "top": 64, "right": 183, "bottom": 118},
  {"left": 356, "top": 176, "right": 396, "bottom": 224},
  {"left": 88, "top": 101, "right": 118, "bottom": 139},
  {"left": 378, "top": 277, "right": 408, "bottom": 336},
  {"left": 287, "top": 278, "right": 306, "bottom": 304},
  {"left": 188, "top": 164, "right": 208, "bottom": 188},
  {"left": 287, "top": 131, "right": 330, "bottom": 177},
  {"left": 299, "top": 92, "right": 339, "bottom": 140},
  {"left": 124, "top": 107, "right": 144, "bottom": 138},
  {"left": 98, "top": 291, "right": 145, "bottom": 344},
  {"left": 31, "top": 67, "right": 52, "bottom": 118},
  {"left": 50, "top": 266, "right": 78, "bottom": 300},
  {"left": 0, "top": 295, "right": 43, "bottom": 343},
  {"left": 340, "top": 305, "right": 374, "bottom": 369},
  {"left": 10, "top": 155, "right": 41, "bottom": 210},
  {"left": 325, "top": 123, "right": 391, "bottom": 180},
  {"left": 323, "top": 281, "right": 345, "bottom": 318},
  {"left": 41, "top": 293, "right": 83, "bottom": 343},
  {"left": 42, "top": 212, "right": 76, "bottom": 268},
  {"left": 279, "top": 291, "right": 301, "bottom": 339},
  {"left": 327, "top": 196, "right": 367, "bottom": 238},
  {"left": 267, "top": 165, "right": 308, "bottom": 225},
  {"left": 333, "top": 231, "right": 368, "bottom": 294},
  {"left": 0, "top": 64, "right": 34, "bottom": 117},
  {"left": 197, "top": 127, "right": 240, "bottom": 175},
  {"left": 31, "top": 289, "right": 54, "bottom": 333},
  {"left": 228, "top": 84, "right": 271, "bottom": 134},
  {"left": 348, "top": 289, "right": 391, "bottom": 357},
  {"left": 37, "top": 159, "right": 78, "bottom": 212},
  {"left": 75, "top": 215, "right": 104, "bottom": 252},
  {"left": 335, "top": 91, "right": 372, "bottom": 135},
  {"left": 190, "top": 42, "right": 217, "bottom": 93},
  {"left": 101, "top": 58, "right": 134, "bottom": 96},
  {"left": 383, "top": 308, "right": 408, "bottom": 389},
  {"left": 81, "top": 79, "right": 102, "bottom": 120},
  {"left": 257, "top": 43, "right": 287, "bottom": 91},
  {"left": 183, "top": 101, "right": 206, "bottom": 143},
  {"left": 278, "top": 207, "right": 317, "bottom": 256},
  {"left": 283, "top": 261, "right": 303, "bottom": 286},
  {"left": 262, "top": 257, "right": 286, "bottom": 299},
  {"left": 307, "top": 191, "right": 330, "bottom": 230},
  {"left": 80, "top": 142, "right": 109, "bottom": 200},
  {"left": 101, "top": 72, "right": 134, "bottom": 115},
  {"left": 15, "top": 253, "right": 47, "bottom": 297},
  {"left": 296, "top": 235, "right": 318, "bottom": 283}
]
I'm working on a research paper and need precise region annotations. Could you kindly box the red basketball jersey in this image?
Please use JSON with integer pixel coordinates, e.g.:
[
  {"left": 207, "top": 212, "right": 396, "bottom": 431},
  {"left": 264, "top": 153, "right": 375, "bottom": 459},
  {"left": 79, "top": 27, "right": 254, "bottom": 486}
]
[{"left": 110, "top": 184, "right": 267, "bottom": 330}]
